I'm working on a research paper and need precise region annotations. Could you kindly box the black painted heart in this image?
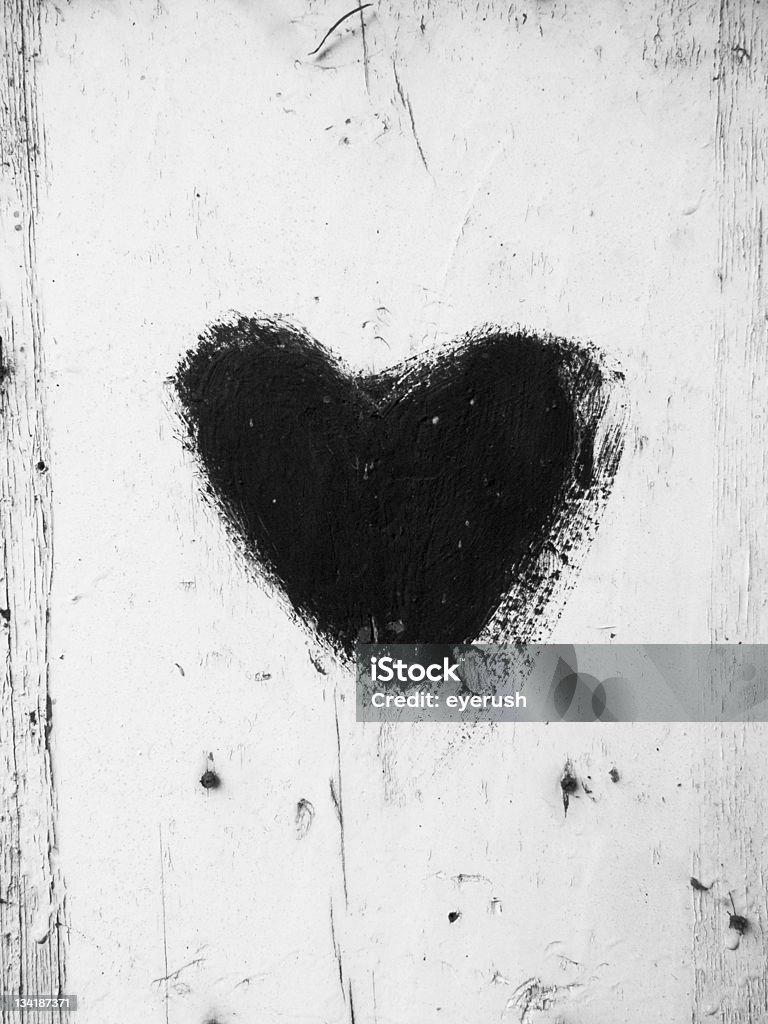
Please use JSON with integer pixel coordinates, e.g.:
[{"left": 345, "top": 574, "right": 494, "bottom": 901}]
[{"left": 174, "top": 316, "right": 624, "bottom": 656}]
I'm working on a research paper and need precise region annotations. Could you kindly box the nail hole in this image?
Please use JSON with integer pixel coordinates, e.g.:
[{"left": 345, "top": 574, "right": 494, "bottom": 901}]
[{"left": 200, "top": 770, "right": 221, "bottom": 790}]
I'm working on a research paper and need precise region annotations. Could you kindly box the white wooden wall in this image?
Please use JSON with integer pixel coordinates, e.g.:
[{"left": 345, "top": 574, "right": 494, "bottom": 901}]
[{"left": 2, "top": 1, "right": 768, "bottom": 1022}]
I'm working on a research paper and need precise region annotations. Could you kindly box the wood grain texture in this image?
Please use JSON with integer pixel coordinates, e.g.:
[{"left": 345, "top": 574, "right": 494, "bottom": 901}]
[
  {"left": 691, "top": 3, "right": 768, "bottom": 1021},
  {"left": 0, "top": 1, "right": 68, "bottom": 1021},
  {"left": 27, "top": 1, "right": 768, "bottom": 1021}
]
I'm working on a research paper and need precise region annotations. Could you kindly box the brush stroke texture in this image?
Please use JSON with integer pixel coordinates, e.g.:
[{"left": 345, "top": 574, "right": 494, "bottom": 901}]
[{"left": 175, "top": 317, "right": 623, "bottom": 656}]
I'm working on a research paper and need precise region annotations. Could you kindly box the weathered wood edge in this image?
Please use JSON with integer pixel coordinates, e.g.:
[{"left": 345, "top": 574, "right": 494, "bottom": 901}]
[{"left": 0, "top": 3, "right": 68, "bottom": 1022}]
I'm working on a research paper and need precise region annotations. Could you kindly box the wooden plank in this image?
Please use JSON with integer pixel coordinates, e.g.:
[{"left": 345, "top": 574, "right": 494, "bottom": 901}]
[
  {"left": 0, "top": 2, "right": 68, "bottom": 1022},
  {"left": 26, "top": 1, "right": 768, "bottom": 1021},
  {"left": 691, "top": 3, "right": 768, "bottom": 1021}
]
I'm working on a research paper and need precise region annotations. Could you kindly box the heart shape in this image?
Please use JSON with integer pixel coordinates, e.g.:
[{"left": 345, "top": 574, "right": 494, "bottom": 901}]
[{"left": 174, "top": 316, "right": 624, "bottom": 655}]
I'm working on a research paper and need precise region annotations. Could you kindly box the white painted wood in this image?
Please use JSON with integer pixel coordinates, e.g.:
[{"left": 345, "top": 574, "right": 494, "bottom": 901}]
[
  {"left": 15, "top": 0, "right": 767, "bottom": 1021},
  {"left": 693, "top": 3, "right": 768, "bottom": 1020},
  {"left": 0, "top": 3, "right": 68, "bottom": 1021}
]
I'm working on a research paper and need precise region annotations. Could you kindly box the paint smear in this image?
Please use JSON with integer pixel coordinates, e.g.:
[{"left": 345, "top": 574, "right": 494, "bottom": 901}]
[{"left": 174, "top": 316, "right": 625, "bottom": 657}]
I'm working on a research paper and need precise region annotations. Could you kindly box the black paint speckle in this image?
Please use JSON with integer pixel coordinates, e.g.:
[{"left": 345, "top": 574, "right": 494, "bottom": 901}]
[
  {"left": 561, "top": 761, "right": 578, "bottom": 815},
  {"left": 609, "top": 767, "right": 620, "bottom": 783},
  {"left": 448, "top": 910, "right": 461, "bottom": 923},
  {"left": 728, "top": 893, "right": 749, "bottom": 933},
  {"left": 690, "top": 876, "right": 711, "bottom": 892},
  {"left": 0, "top": 343, "right": 8, "bottom": 386},
  {"left": 729, "top": 913, "right": 749, "bottom": 934}
]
